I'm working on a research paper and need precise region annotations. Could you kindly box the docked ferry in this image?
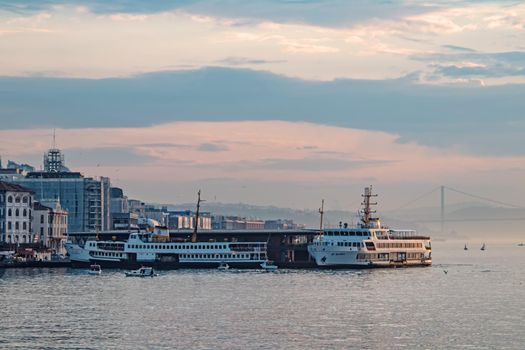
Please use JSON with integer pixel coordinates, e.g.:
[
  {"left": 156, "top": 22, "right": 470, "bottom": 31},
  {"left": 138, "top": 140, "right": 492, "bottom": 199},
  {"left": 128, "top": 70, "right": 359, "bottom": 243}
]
[
  {"left": 65, "top": 231, "right": 268, "bottom": 269},
  {"left": 308, "top": 186, "right": 432, "bottom": 268}
]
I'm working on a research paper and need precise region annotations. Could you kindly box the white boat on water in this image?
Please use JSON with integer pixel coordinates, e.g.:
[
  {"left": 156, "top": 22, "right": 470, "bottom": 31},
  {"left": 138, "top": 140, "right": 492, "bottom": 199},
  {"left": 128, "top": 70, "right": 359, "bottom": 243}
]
[
  {"left": 125, "top": 266, "right": 157, "bottom": 277},
  {"left": 217, "top": 262, "right": 229, "bottom": 271},
  {"left": 65, "top": 230, "right": 268, "bottom": 269},
  {"left": 308, "top": 186, "right": 432, "bottom": 268},
  {"left": 260, "top": 261, "right": 278, "bottom": 271},
  {"left": 88, "top": 264, "right": 101, "bottom": 275}
]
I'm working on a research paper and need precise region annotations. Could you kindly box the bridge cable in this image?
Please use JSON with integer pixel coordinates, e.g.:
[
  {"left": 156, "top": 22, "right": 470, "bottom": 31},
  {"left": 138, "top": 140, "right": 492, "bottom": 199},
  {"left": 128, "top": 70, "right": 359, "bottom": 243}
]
[
  {"left": 392, "top": 186, "right": 441, "bottom": 211},
  {"left": 444, "top": 186, "right": 524, "bottom": 209}
]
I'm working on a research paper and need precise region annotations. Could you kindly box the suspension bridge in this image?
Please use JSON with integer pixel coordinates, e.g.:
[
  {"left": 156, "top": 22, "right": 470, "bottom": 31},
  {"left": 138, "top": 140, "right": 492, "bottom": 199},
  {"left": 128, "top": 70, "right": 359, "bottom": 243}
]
[{"left": 388, "top": 185, "right": 525, "bottom": 231}]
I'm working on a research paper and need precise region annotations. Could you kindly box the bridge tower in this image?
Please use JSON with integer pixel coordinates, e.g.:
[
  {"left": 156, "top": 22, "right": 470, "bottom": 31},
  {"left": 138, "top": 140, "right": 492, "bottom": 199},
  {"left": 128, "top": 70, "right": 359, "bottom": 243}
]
[{"left": 440, "top": 185, "right": 445, "bottom": 233}]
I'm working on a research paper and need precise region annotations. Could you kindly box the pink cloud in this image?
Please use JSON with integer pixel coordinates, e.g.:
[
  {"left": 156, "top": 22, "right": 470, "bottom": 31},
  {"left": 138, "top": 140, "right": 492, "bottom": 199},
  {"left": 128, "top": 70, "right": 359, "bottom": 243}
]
[{"left": 1, "top": 121, "right": 523, "bottom": 188}]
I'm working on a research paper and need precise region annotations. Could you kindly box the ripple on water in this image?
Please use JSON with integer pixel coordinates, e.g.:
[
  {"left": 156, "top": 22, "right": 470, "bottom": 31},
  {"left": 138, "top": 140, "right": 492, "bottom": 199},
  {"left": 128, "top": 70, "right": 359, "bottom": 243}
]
[{"left": 1, "top": 245, "right": 524, "bottom": 349}]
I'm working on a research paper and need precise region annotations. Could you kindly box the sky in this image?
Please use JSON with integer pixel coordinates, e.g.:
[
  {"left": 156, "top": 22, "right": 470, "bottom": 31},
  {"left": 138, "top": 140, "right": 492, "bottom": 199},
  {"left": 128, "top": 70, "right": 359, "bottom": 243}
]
[{"left": 0, "top": 0, "right": 524, "bottom": 212}]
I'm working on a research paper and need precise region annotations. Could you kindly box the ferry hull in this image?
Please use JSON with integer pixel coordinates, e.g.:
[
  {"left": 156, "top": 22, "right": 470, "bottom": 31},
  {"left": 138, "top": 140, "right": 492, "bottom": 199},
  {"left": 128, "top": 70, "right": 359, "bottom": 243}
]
[
  {"left": 70, "top": 259, "right": 267, "bottom": 270},
  {"left": 313, "top": 260, "right": 432, "bottom": 269},
  {"left": 308, "top": 247, "right": 432, "bottom": 269}
]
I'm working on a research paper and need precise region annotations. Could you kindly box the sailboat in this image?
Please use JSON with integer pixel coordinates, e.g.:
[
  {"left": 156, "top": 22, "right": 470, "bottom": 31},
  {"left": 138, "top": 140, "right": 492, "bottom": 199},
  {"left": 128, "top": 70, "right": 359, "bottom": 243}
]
[
  {"left": 464, "top": 244, "right": 468, "bottom": 251},
  {"left": 480, "top": 243, "right": 486, "bottom": 251}
]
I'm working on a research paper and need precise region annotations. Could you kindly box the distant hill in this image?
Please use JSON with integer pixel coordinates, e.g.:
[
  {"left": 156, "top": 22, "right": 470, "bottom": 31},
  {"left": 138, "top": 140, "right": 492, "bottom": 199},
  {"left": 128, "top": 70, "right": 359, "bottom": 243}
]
[{"left": 159, "top": 201, "right": 525, "bottom": 241}]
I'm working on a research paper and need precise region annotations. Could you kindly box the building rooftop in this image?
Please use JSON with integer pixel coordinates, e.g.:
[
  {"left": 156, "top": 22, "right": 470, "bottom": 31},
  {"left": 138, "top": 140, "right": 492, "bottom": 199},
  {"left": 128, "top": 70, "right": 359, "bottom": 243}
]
[
  {"left": 33, "top": 202, "right": 52, "bottom": 211},
  {"left": 0, "top": 181, "right": 34, "bottom": 193},
  {"left": 25, "top": 171, "right": 83, "bottom": 179}
]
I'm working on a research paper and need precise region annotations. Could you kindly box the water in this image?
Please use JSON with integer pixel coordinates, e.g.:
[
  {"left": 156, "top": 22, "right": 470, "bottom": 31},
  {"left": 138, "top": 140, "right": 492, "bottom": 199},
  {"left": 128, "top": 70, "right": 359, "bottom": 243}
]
[{"left": 1, "top": 242, "right": 524, "bottom": 349}]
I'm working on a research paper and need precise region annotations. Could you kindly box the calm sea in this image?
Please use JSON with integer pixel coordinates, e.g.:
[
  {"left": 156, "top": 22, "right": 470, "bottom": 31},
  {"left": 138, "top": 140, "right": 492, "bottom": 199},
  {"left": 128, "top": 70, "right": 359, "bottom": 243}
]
[{"left": 1, "top": 242, "right": 524, "bottom": 349}]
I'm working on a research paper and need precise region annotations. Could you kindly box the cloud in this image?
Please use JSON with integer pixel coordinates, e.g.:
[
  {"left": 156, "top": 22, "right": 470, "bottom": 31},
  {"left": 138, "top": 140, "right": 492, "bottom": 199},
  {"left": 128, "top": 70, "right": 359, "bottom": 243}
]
[
  {"left": 216, "top": 56, "right": 287, "bottom": 66},
  {"left": 433, "top": 63, "right": 525, "bottom": 78},
  {"left": 0, "top": 0, "right": 449, "bottom": 27},
  {"left": 1, "top": 121, "right": 525, "bottom": 209},
  {"left": 197, "top": 143, "right": 229, "bottom": 152},
  {"left": 414, "top": 51, "right": 525, "bottom": 79},
  {"left": 1, "top": 67, "right": 525, "bottom": 156},
  {"left": 232, "top": 157, "right": 393, "bottom": 172},
  {"left": 442, "top": 45, "right": 477, "bottom": 53},
  {"left": 65, "top": 147, "right": 155, "bottom": 167}
]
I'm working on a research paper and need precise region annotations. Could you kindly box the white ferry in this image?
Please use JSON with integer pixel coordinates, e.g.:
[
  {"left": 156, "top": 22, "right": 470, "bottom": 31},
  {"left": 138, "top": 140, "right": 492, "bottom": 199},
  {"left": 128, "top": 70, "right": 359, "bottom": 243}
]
[
  {"left": 65, "top": 231, "right": 268, "bottom": 269},
  {"left": 308, "top": 186, "right": 432, "bottom": 268}
]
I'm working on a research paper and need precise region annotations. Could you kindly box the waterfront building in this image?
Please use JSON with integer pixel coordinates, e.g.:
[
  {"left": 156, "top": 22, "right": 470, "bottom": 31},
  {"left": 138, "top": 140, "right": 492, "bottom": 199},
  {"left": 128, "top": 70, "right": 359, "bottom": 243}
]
[
  {"left": 144, "top": 205, "right": 170, "bottom": 227},
  {"left": 12, "top": 172, "right": 111, "bottom": 233},
  {"left": 264, "top": 219, "right": 306, "bottom": 230},
  {"left": 212, "top": 215, "right": 265, "bottom": 230},
  {"left": 6, "top": 160, "right": 35, "bottom": 174},
  {"left": 0, "top": 181, "right": 34, "bottom": 244},
  {"left": 0, "top": 168, "right": 25, "bottom": 182},
  {"left": 128, "top": 199, "right": 146, "bottom": 217},
  {"left": 5, "top": 145, "right": 111, "bottom": 233},
  {"left": 110, "top": 187, "right": 129, "bottom": 214},
  {"left": 112, "top": 212, "right": 139, "bottom": 230},
  {"left": 168, "top": 210, "right": 212, "bottom": 230},
  {"left": 33, "top": 200, "right": 68, "bottom": 253}
]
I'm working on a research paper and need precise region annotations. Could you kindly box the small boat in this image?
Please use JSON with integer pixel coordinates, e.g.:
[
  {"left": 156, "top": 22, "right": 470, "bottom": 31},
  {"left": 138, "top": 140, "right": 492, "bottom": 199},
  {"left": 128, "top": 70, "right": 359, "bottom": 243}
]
[
  {"left": 88, "top": 264, "right": 101, "bottom": 275},
  {"left": 125, "top": 266, "right": 157, "bottom": 277},
  {"left": 464, "top": 244, "right": 468, "bottom": 251},
  {"left": 217, "top": 262, "right": 229, "bottom": 271},
  {"left": 518, "top": 243, "right": 524, "bottom": 247},
  {"left": 260, "top": 261, "right": 278, "bottom": 271},
  {"left": 480, "top": 243, "right": 486, "bottom": 251}
]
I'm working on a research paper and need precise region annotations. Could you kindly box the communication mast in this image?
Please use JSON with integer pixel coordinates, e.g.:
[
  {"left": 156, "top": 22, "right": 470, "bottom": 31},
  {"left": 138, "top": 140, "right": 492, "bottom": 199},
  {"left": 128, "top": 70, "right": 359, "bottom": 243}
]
[
  {"left": 360, "top": 185, "right": 378, "bottom": 227},
  {"left": 43, "top": 129, "right": 65, "bottom": 173}
]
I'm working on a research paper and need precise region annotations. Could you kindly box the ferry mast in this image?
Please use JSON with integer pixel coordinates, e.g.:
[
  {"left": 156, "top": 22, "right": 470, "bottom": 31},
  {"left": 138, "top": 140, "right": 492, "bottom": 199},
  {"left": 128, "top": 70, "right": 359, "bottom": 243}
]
[
  {"left": 191, "top": 190, "right": 204, "bottom": 243},
  {"left": 319, "top": 199, "right": 325, "bottom": 234},
  {"left": 360, "top": 186, "right": 378, "bottom": 228}
]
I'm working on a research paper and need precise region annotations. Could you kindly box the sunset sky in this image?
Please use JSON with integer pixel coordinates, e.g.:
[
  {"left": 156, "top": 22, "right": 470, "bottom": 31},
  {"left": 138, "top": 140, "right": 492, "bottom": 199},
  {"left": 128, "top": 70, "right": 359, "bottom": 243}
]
[{"left": 1, "top": 0, "right": 524, "bottom": 210}]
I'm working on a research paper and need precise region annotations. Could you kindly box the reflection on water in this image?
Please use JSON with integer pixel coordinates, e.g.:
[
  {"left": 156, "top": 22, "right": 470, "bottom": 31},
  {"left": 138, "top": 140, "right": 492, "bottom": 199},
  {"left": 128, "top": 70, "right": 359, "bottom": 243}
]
[{"left": 0, "top": 242, "right": 524, "bottom": 349}]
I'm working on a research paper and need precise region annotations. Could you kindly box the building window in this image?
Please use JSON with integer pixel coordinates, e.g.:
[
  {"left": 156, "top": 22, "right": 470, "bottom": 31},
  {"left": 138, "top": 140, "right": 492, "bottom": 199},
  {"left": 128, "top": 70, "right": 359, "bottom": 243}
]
[
  {"left": 15, "top": 196, "right": 20, "bottom": 203},
  {"left": 22, "top": 196, "right": 28, "bottom": 204},
  {"left": 23, "top": 209, "right": 27, "bottom": 217},
  {"left": 8, "top": 222, "right": 11, "bottom": 230},
  {"left": 15, "top": 209, "right": 19, "bottom": 217},
  {"left": 15, "top": 222, "right": 19, "bottom": 230},
  {"left": 8, "top": 209, "right": 12, "bottom": 217},
  {"left": 23, "top": 222, "right": 27, "bottom": 230},
  {"left": 7, "top": 196, "right": 13, "bottom": 203},
  {"left": 40, "top": 215, "right": 44, "bottom": 224}
]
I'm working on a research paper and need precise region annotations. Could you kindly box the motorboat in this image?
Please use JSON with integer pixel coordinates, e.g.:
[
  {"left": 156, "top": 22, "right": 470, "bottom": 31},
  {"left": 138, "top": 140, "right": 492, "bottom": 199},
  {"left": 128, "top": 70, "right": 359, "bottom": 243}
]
[
  {"left": 260, "top": 261, "right": 278, "bottom": 271},
  {"left": 217, "top": 262, "right": 229, "bottom": 271},
  {"left": 88, "top": 264, "right": 101, "bottom": 275},
  {"left": 125, "top": 266, "right": 157, "bottom": 277}
]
